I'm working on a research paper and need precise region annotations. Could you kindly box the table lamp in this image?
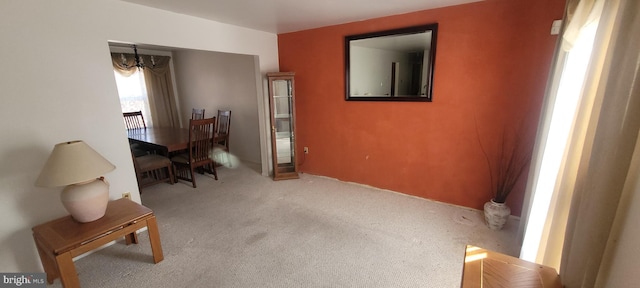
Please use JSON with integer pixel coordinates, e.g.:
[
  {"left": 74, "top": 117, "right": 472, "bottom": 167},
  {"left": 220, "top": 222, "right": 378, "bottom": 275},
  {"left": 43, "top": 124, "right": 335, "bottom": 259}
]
[{"left": 35, "top": 140, "right": 116, "bottom": 223}]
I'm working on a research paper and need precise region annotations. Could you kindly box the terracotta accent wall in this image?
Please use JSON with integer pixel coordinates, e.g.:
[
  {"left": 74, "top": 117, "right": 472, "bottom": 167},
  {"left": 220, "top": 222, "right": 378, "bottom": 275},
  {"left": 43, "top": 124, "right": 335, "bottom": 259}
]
[{"left": 277, "top": 0, "right": 565, "bottom": 216}]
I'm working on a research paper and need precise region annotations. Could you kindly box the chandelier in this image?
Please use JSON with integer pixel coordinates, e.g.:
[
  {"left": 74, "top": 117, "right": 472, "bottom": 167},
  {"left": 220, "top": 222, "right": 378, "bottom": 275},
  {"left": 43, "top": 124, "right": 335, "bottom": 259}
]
[{"left": 120, "top": 45, "right": 155, "bottom": 69}]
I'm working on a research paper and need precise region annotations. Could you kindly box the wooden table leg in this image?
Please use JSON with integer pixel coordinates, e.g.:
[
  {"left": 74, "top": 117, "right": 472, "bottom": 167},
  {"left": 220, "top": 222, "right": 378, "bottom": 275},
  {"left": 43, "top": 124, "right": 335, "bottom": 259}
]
[
  {"left": 33, "top": 235, "right": 58, "bottom": 284},
  {"left": 146, "top": 216, "right": 164, "bottom": 263},
  {"left": 55, "top": 252, "right": 80, "bottom": 288},
  {"left": 125, "top": 231, "right": 139, "bottom": 245}
]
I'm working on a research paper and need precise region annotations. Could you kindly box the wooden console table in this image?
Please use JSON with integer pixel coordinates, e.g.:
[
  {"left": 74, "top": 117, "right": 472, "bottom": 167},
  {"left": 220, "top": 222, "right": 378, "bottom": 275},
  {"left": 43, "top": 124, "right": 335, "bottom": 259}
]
[
  {"left": 461, "top": 245, "right": 562, "bottom": 288},
  {"left": 32, "top": 198, "right": 164, "bottom": 288}
]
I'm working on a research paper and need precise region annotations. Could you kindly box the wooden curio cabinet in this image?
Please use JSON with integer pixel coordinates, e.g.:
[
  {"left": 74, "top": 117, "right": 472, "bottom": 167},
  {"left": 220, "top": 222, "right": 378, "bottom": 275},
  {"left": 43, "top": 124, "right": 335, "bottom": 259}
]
[{"left": 267, "top": 72, "right": 299, "bottom": 180}]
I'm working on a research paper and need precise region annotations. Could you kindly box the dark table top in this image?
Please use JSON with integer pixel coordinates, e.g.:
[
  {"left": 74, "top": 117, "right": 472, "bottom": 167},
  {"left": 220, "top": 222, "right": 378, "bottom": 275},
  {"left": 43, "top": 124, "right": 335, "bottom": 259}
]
[
  {"left": 127, "top": 127, "right": 229, "bottom": 154},
  {"left": 128, "top": 127, "right": 190, "bottom": 153}
]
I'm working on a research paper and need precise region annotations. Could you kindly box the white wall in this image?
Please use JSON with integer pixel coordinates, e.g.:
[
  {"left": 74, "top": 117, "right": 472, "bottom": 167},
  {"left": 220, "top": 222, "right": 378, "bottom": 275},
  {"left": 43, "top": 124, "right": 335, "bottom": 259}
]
[
  {"left": 173, "top": 50, "right": 262, "bottom": 164},
  {"left": 0, "top": 0, "right": 278, "bottom": 272}
]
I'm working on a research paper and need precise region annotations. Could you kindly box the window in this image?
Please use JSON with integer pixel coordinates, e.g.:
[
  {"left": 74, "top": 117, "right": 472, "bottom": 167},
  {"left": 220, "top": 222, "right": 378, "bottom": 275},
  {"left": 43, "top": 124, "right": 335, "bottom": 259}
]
[
  {"left": 521, "top": 16, "right": 600, "bottom": 266},
  {"left": 114, "top": 69, "right": 152, "bottom": 127}
]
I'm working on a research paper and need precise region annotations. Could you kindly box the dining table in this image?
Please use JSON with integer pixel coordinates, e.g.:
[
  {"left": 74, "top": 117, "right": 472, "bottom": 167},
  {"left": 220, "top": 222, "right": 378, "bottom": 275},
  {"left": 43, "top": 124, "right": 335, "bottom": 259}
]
[{"left": 127, "top": 127, "right": 228, "bottom": 155}]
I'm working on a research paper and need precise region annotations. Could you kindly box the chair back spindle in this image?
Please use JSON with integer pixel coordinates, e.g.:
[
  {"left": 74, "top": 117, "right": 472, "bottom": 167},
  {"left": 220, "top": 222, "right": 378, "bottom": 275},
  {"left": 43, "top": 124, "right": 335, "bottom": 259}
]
[
  {"left": 191, "top": 108, "right": 205, "bottom": 120},
  {"left": 123, "top": 111, "right": 146, "bottom": 130}
]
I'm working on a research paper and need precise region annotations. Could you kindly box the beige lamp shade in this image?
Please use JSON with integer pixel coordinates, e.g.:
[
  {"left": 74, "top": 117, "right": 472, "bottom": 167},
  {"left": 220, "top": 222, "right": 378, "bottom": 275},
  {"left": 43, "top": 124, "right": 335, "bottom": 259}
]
[
  {"left": 36, "top": 140, "right": 116, "bottom": 222},
  {"left": 36, "top": 140, "right": 115, "bottom": 187}
]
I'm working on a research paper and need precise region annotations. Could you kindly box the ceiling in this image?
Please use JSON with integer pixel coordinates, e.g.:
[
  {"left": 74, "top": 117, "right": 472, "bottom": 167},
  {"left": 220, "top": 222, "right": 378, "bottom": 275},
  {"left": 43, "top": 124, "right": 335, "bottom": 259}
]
[{"left": 122, "top": 0, "right": 481, "bottom": 34}]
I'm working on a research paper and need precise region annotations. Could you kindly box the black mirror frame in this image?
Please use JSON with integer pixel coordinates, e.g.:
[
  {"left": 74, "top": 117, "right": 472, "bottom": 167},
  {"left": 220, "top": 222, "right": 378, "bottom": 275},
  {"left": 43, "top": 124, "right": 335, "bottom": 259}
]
[{"left": 345, "top": 23, "right": 438, "bottom": 102}]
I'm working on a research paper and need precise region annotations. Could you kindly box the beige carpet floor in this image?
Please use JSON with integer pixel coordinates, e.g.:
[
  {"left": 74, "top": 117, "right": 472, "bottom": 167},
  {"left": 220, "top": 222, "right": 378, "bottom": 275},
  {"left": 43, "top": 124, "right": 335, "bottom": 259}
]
[{"left": 49, "top": 162, "right": 520, "bottom": 287}]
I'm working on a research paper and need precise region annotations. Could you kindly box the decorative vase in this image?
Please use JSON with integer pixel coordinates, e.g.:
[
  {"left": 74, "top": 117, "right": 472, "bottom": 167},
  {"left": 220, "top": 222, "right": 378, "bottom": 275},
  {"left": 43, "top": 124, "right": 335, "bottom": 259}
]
[
  {"left": 61, "top": 178, "right": 110, "bottom": 223},
  {"left": 484, "top": 199, "right": 511, "bottom": 230}
]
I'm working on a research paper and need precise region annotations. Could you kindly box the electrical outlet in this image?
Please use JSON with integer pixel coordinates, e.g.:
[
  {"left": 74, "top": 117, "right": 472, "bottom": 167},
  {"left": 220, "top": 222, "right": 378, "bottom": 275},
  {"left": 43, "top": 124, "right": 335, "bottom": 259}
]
[
  {"left": 303, "top": 147, "right": 309, "bottom": 154},
  {"left": 122, "top": 192, "right": 131, "bottom": 200},
  {"left": 550, "top": 19, "right": 562, "bottom": 35}
]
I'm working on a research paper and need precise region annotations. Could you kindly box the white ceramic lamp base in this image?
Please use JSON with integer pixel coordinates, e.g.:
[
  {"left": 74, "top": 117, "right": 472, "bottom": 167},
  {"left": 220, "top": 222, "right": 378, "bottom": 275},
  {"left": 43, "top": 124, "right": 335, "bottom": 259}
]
[{"left": 61, "top": 178, "right": 110, "bottom": 223}]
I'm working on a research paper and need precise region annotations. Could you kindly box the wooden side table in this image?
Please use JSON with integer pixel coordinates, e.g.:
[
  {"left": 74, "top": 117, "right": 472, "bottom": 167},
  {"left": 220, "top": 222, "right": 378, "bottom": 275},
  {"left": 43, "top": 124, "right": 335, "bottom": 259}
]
[
  {"left": 32, "top": 198, "right": 164, "bottom": 288},
  {"left": 461, "top": 245, "right": 562, "bottom": 288}
]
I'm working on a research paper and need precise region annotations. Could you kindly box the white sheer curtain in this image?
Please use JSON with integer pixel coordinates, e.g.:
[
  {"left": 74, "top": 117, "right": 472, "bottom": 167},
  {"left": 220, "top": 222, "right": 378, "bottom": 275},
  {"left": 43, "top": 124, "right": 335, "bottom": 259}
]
[
  {"left": 519, "top": 0, "right": 603, "bottom": 267},
  {"left": 519, "top": 0, "right": 640, "bottom": 286},
  {"left": 113, "top": 69, "right": 153, "bottom": 127},
  {"left": 111, "top": 52, "right": 180, "bottom": 128}
]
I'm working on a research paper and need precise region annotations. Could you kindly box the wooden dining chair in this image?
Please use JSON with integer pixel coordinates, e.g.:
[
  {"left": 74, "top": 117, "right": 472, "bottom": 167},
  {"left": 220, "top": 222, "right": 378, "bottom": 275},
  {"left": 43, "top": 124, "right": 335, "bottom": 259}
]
[
  {"left": 191, "top": 108, "right": 205, "bottom": 120},
  {"left": 171, "top": 117, "right": 218, "bottom": 188},
  {"left": 215, "top": 110, "right": 231, "bottom": 146},
  {"left": 123, "top": 111, "right": 146, "bottom": 130},
  {"left": 124, "top": 111, "right": 150, "bottom": 156},
  {"left": 212, "top": 110, "right": 232, "bottom": 166},
  {"left": 131, "top": 149, "right": 174, "bottom": 191}
]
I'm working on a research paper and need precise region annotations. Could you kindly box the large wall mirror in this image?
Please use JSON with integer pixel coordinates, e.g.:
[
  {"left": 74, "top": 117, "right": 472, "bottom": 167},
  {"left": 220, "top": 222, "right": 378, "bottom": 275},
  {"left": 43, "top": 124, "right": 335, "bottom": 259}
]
[{"left": 345, "top": 23, "right": 438, "bottom": 102}]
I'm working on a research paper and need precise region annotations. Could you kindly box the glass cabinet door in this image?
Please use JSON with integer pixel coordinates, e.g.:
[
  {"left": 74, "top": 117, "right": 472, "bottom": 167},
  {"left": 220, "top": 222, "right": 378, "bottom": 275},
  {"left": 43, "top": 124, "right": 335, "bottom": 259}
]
[{"left": 267, "top": 72, "right": 298, "bottom": 180}]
